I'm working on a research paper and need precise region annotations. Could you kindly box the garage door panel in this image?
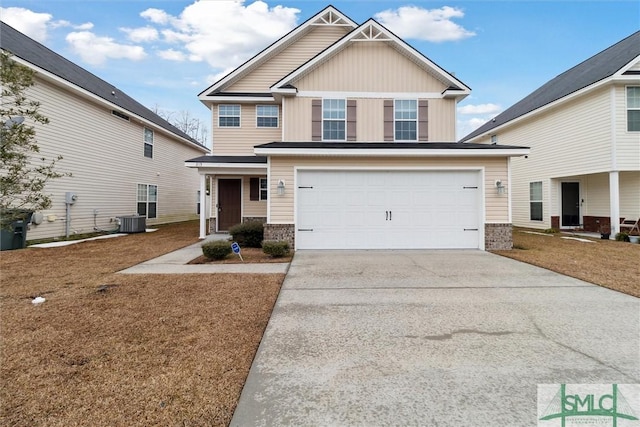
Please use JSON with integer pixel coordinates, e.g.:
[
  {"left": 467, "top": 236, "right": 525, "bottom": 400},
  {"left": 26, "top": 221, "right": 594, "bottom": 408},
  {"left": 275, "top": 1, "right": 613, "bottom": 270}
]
[{"left": 296, "top": 170, "right": 481, "bottom": 249}]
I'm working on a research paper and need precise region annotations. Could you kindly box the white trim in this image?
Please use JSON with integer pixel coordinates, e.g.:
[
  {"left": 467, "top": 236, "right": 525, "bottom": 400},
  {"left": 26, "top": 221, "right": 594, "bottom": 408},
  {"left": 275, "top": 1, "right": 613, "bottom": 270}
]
[
  {"left": 198, "top": 6, "right": 357, "bottom": 98},
  {"left": 297, "top": 91, "right": 443, "bottom": 99},
  {"left": 625, "top": 84, "right": 640, "bottom": 133},
  {"left": 136, "top": 182, "right": 158, "bottom": 221},
  {"left": 558, "top": 180, "right": 582, "bottom": 228},
  {"left": 529, "top": 181, "right": 544, "bottom": 222},
  {"left": 394, "top": 99, "right": 418, "bottom": 142},
  {"left": 321, "top": 98, "right": 347, "bottom": 141},
  {"left": 281, "top": 101, "right": 286, "bottom": 141},
  {"left": 293, "top": 166, "right": 485, "bottom": 250},
  {"left": 143, "top": 127, "right": 154, "bottom": 158},
  {"left": 199, "top": 174, "right": 207, "bottom": 239},
  {"left": 200, "top": 96, "right": 276, "bottom": 103},
  {"left": 266, "top": 156, "right": 272, "bottom": 223},
  {"left": 185, "top": 162, "right": 266, "bottom": 170},
  {"left": 507, "top": 157, "right": 513, "bottom": 224},
  {"left": 611, "top": 86, "right": 618, "bottom": 170},
  {"left": 254, "top": 147, "right": 530, "bottom": 157},
  {"left": 271, "top": 19, "right": 470, "bottom": 98},
  {"left": 259, "top": 177, "right": 268, "bottom": 201},
  {"left": 609, "top": 171, "right": 620, "bottom": 236},
  {"left": 466, "top": 72, "right": 640, "bottom": 142},
  {"left": 10, "top": 56, "right": 208, "bottom": 153}
]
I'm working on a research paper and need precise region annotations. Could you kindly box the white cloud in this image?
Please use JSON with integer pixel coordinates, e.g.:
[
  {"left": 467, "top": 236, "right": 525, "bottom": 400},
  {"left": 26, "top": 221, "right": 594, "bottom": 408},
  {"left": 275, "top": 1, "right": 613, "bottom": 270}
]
[
  {"left": 458, "top": 117, "right": 490, "bottom": 139},
  {"left": 0, "top": 7, "right": 52, "bottom": 42},
  {"left": 74, "top": 22, "right": 94, "bottom": 31},
  {"left": 458, "top": 103, "right": 501, "bottom": 115},
  {"left": 157, "top": 49, "right": 186, "bottom": 61},
  {"left": 65, "top": 31, "right": 146, "bottom": 65},
  {"left": 120, "top": 26, "right": 159, "bottom": 43},
  {"left": 141, "top": 1, "right": 299, "bottom": 69},
  {"left": 375, "top": 6, "right": 475, "bottom": 42}
]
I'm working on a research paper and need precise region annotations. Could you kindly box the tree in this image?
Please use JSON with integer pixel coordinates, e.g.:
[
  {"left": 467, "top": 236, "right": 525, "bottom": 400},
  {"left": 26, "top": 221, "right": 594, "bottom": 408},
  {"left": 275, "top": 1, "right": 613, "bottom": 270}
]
[
  {"left": 0, "top": 51, "right": 69, "bottom": 226},
  {"left": 151, "top": 104, "right": 209, "bottom": 146}
]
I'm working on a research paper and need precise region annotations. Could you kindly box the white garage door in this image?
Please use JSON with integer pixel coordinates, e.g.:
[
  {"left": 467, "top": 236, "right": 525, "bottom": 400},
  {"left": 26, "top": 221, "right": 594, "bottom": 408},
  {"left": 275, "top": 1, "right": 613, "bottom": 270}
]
[{"left": 296, "top": 170, "right": 481, "bottom": 249}]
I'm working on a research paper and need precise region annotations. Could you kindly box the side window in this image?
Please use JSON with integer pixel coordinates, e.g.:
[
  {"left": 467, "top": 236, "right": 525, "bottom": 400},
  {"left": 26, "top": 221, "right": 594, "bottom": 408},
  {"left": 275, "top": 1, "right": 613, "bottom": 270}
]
[
  {"left": 256, "top": 105, "right": 278, "bottom": 128},
  {"left": 322, "top": 99, "right": 346, "bottom": 141},
  {"left": 260, "top": 178, "right": 268, "bottom": 200},
  {"left": 219, "top": 105, "right": 240, "bottom": 127},
  {"left": 394, "top": 100, "right": 417, "bottom": 141},
  {"left": 529, "top": 182, "right": 543, "bottom": 221},
  {"left": 137, "top": 184, "right": 158, "bottom": 219},
  {"left": 143, "top": 127, "right": 153, "bottom": 158},
  {"left": 627, "top": 86, "right": 640, "bottom": 132}
]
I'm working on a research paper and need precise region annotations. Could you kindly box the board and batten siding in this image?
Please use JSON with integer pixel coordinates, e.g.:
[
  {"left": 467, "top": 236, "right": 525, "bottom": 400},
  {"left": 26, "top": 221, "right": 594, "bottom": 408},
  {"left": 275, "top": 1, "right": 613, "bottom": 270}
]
[
  {"left": 23, "top": 77, "right": 204, "bottom": 240},
  {"left": 211, "top": 104, "right": 281, "bottom": 155},
  {"left": 293, "top": 42, "right": 450, "bottom": 93},
  {"left": 268, "top": 156, "right": 509, "bottom": 224},
  {"left": 226, "top": 25, "right": 350, "bottom": 93},
  {"left": 283, "top": 97, "right": 456, "bottom": 141}
]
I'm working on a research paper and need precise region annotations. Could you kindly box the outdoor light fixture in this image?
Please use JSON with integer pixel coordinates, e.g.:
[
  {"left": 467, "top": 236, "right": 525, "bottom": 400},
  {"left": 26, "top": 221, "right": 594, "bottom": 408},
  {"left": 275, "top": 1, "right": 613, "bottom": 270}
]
[
  {"left": 495, "top": 179, "right": 506, "bottom": 195},
  {"left": 277, "top": 179, "right": 286, "bottom": 195}
]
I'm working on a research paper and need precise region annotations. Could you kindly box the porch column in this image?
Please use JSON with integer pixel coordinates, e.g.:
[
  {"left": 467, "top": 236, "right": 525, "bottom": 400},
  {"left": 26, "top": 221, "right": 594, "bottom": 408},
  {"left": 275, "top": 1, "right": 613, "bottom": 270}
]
[
  {"left": 609, "top": 171, "right": 620, "bottom": 237},
  {"left": 199, "top": 173, "right": 207, "bottom": 239}
]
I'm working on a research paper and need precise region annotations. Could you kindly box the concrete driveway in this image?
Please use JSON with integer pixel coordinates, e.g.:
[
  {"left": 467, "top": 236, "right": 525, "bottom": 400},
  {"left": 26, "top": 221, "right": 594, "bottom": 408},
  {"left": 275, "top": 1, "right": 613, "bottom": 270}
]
[{"left": 231, "top": 250, "right": 640, "bottom": 427}]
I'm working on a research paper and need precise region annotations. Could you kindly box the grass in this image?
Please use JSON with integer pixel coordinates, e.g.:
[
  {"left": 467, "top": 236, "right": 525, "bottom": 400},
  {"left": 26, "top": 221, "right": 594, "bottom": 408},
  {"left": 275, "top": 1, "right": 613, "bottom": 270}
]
[
  {"left": 493, "top": 228, "right": 640, "bottom": 298},
  {"left": 0, "top": 221, "right": 284, "bottom": 426}
]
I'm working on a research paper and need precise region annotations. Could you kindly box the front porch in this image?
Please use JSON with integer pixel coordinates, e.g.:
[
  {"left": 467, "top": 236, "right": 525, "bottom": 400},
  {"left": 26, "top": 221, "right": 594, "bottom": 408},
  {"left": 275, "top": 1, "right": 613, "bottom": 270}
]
[{"left": 549, "top": 170, "right": 640, "bottom": 235}]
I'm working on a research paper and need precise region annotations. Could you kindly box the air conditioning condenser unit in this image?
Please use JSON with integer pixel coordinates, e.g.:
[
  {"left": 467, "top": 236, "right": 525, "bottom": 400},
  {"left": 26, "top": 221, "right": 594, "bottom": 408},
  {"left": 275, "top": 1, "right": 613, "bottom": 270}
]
[{"left": 117, "top": 215, "right": 146, "bottom": 233}]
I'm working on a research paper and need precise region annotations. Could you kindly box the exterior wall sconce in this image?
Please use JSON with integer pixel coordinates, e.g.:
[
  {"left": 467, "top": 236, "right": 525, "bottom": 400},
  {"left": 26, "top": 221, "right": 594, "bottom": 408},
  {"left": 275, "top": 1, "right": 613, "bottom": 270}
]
[
  {"left": 495, "top": 179, "right": 506, "bottom": 195},
  {"left": 277, "top": 179, "right": 286, "bottom": 195}
]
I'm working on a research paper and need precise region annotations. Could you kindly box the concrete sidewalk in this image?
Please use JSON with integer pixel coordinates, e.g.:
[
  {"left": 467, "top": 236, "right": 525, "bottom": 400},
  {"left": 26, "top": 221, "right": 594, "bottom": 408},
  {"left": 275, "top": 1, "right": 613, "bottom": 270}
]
[
  {"left": 118, "top": 233, "right": 290, "bottom": 274},
  {"left": 231, "top": 250, "right": 639, "bottom": 426}
]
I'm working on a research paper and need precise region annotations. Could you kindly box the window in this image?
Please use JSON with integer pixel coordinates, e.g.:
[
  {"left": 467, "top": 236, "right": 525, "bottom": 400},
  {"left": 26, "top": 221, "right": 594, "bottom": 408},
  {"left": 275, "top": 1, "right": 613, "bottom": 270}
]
[
  {"left": 260, "top": 178, "right": 268, "bottom": 200},
  {"left": 490, "top": 134, "right": 498, "bottom": 144},
  {"left": 143, "top": 128, "right": 153, "bottom": 158},
  {"left": 219, "top": 105, "right": 240, "bottom": 127},
  {"left": 395, "top": 100, "right": 417, "bottom": 141},
  {"left": 137, "top": 184, "right": 157, "bottom": 219},
  {"left": 256, "top": 105, "right": 278, "bottom": 128},
  {"left": 627, "top": 86, "right": 640, "bottom": 132},
  {"left": 529, "top": 182, "right": 543, "bottom": 221},
  {"left": 322, "top": 99, "right": 346, "bottom": 141}
]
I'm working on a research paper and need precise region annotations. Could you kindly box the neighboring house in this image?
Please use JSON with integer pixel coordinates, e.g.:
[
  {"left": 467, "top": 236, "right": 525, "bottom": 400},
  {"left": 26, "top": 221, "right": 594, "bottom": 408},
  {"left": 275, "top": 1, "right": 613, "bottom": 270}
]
[
  {"left": 461, "top": 31, "right": 640, "bottom": 236},
  {"left": 1, "top": 23, "right": 209, "bottom": 241},
  {"left": 187, "top": 6, "right": 529, "bottom": 250}
]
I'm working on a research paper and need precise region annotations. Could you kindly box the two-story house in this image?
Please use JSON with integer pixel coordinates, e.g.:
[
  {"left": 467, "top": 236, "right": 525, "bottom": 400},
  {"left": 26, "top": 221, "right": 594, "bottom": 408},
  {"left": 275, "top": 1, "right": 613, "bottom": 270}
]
[
  {"left": 187, "top": 6, "right": 529, "bottom": 250},
  {"left": 1, "top": 23, "right": 209, "bottom": 241},
  {"left": 462, "top": 31, "right": 640, "bottom": 237}
]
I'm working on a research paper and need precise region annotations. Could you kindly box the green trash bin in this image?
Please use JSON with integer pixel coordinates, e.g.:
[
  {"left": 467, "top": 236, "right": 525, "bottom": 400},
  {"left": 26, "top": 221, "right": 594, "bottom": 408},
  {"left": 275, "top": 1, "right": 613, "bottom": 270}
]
[{"left": 0, "top": 210, "right": 33, "bottom": 251}]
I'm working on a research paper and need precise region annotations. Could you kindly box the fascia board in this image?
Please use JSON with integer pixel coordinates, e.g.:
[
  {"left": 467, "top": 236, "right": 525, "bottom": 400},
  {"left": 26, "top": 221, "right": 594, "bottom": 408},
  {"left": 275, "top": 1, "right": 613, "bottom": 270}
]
[{"left": 253, "top": 148, "right": 530, "bottom": 157}]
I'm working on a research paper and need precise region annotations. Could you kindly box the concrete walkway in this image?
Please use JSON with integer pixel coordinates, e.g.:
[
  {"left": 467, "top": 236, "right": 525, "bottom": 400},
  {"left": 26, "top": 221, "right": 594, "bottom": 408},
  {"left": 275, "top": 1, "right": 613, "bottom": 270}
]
[
  {"left": 231, "top": 250, "right": 639, "bottom": 427},
  {"left": 118, "top": 233, "right": 289, "bottom": 274}
]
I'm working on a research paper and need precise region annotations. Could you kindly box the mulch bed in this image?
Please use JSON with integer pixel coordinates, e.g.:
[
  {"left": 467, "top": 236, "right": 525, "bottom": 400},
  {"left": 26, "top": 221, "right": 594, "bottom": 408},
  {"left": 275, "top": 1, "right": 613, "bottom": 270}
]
[
  {"left": 493, "top": 228, "right": 640, "bottom": 298},
  {"left": 189, "top": 247, "right": 292, "bottom": 264},
  {"left": 0, "top": 221, "right": 283, "bottom": 426}
]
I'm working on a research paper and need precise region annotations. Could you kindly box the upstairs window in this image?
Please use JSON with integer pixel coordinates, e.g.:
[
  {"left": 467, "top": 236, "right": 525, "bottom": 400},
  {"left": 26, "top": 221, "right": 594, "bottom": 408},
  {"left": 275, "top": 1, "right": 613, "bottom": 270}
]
[
  {"left": 322, "top": 99, "right": 346, "bottom": 141},
  {"left": 256, "top": 105, "right": 278, "bottom": 128},
  {"left": 143, "top": 127, "right": 153, "bottom": 158},
  {"left": 529, "top": 181, "right": 543, "bottom": 221},
  {"left": 394, "top": 100, "right": 417, "bottom": 141},
  {"left": 627, "top": 86, "right": 640, "bottom": 132},
  {"left": 219, "top": 105, "right": 240, "bottom": 127},
  {"left": 137, "top": 184, "right": 157, "bottom": 219}
]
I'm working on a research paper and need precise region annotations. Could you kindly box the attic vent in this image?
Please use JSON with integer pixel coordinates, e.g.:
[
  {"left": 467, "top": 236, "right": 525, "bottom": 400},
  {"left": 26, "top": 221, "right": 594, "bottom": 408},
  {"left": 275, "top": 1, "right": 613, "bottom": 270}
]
[
  {"left": 117, "top": 215, "right": 146, "bottom": 233},
  {"left": 112, "top": 110, "right": 130, "bottom": 121}
]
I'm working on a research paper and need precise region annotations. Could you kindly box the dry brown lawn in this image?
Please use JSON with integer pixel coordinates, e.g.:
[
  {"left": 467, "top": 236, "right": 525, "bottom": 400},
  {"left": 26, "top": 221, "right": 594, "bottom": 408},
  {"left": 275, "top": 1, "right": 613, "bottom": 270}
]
[
  {"left": 0, "top": 221, "right": 283, "bottom": 426},
  {"left": 493, "top": 228, "right": 640, "bottom": 298},
  {"left": 190, "top": 247, "right": 293, "bottom": 264}
]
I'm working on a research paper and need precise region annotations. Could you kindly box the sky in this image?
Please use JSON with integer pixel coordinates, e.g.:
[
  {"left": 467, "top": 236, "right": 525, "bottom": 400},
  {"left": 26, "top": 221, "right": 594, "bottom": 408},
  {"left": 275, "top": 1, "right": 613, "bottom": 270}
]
[{"left": 1, "top": 0, "right": 639, "bottom": 146}]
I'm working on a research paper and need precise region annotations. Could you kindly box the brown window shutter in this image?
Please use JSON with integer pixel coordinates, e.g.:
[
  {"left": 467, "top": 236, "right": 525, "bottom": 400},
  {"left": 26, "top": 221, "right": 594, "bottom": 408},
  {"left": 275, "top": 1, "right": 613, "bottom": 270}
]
[
  {"left": 418, "top": 100, "right": 428, "bottom": 141},
  {"left": 249, "top": 178, "right": 259, "bottom": 201},
  {"left": 346, "top": 100, "right": 356, "bottom": 141},
  {"left": 383, "top": 100, "right": 394, "bottom": 141},
  {"left": 311, "top": 99, "right": 322, "bottom": 141}
]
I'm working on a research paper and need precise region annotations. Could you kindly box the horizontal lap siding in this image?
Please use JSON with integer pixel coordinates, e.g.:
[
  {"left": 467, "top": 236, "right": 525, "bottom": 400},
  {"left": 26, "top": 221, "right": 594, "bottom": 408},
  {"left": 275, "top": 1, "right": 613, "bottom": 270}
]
[
  {"left": 212, "top": 104, "right": 281, "bottom": 155},
  {"left": 583, "top": 173, "right": 611, "bottom": 216},
  {"left": 620, "top": 172, "right": 640, "bottom": 218},
  {"left": 243, "top": 177, "right": 268, "bottom": 218},
  {"left": 615, "top": 85, "right": 640, "bottom": 170},
  {"left": 25, "top": 79, "right": 204, "bottom": 240},
  {"left": 269, "top": 156, "right": 509, "bottom": 223},
  {"left": 294, "top": 42, "right": 449, "bottom": 92},
  {"left": 226, "top": 26, "right": 350, "bottom": 93}
]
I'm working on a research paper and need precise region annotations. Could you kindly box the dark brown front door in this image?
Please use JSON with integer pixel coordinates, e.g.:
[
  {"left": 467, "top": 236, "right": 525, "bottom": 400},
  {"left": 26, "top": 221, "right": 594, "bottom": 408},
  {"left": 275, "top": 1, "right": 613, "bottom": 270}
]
[{"left": 218, "top": 179, "right": 241, "bottom": 231}]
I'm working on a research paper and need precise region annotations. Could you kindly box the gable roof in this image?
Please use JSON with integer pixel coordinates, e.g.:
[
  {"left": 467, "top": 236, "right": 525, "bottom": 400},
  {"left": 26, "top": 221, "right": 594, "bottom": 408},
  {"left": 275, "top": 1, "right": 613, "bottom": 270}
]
[
  {"left": 460, "top": 31, "right": 640, "bottom": 142},
  {"left": 198, "top": 5, "right": 357, "bottom": 99},
  {"left": 271, "top": 19, "right": 471, "bottom": 100},
  {"left": 0, "top": 22, "right": 208, "bottom": 152}
]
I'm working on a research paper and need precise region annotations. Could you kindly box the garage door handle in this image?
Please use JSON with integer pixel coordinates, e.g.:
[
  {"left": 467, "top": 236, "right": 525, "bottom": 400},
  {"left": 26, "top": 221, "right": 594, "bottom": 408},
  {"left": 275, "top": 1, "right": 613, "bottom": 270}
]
[
  {"left": 385, "top": 211, "right": 388, "bottom": 220},
  {"left": 464, "top": 228, "right": 478, "bottom": 231},
  {"left": 389, "top": 210, "right": 392, "bottom": 221},
  {"left": 298, "top": 228, "right": 313, "bottom": 232}
]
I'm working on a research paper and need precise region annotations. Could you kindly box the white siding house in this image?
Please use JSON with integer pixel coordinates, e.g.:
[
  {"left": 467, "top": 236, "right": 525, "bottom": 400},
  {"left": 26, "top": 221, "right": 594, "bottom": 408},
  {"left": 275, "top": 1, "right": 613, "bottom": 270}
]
[
  {"left": 461, "top": 31, "right": 640, "bottom": 236},
  {"left": 1, "top": 23, "right": 209, "bottom": 241}
]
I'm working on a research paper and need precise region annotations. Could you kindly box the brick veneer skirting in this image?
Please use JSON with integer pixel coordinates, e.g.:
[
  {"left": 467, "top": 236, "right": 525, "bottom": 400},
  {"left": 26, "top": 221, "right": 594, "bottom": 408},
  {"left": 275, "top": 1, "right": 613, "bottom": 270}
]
[
  {"left": 264, "top": 224, "right": 295, "bottom": 249},
  {"left": 485, "top": 223, "right": 513, "bottom": 250},
  {"left": 208, "top": 218, "right": 216, "bottom": 233}
]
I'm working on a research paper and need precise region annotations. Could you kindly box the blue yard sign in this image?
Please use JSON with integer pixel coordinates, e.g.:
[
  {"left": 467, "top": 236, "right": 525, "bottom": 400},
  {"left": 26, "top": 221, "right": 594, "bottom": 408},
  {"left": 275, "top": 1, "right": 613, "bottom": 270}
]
[{"left": 231, "top": 241, "right": 243, "bottom": 262}]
